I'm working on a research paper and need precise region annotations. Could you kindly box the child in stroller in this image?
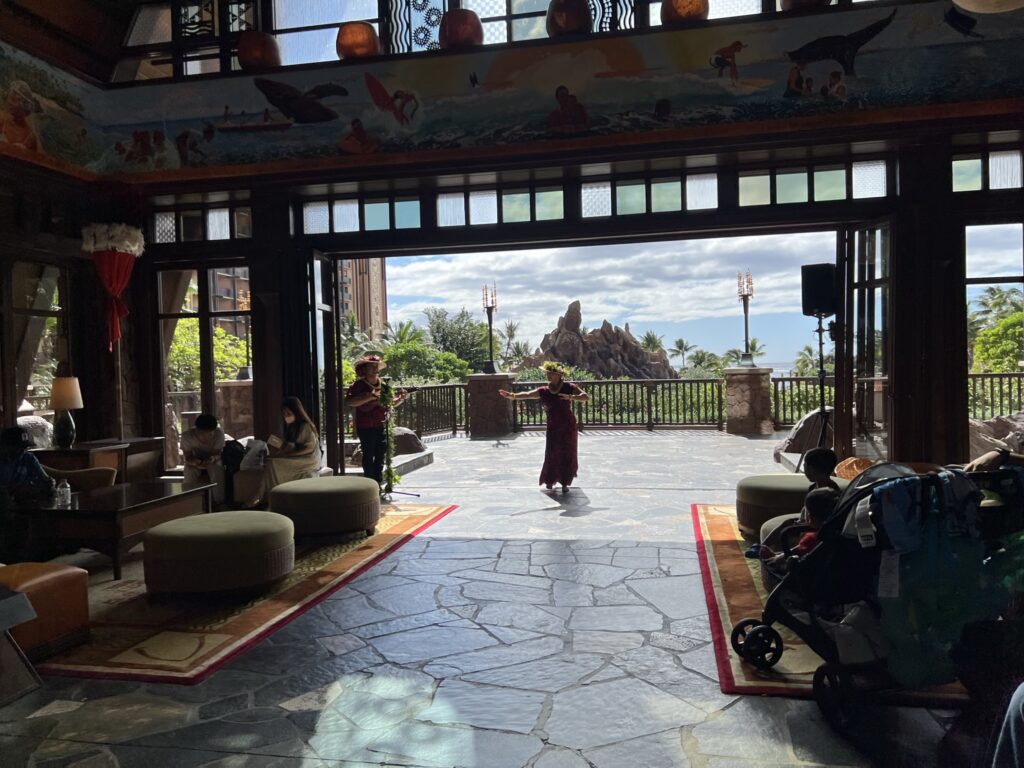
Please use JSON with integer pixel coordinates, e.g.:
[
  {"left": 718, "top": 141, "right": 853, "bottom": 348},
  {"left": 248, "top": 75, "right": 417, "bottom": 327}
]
[
  {"left": 760, "top": 487, "right": 839, "bottom": 573},
  {"left": 731, "top": 462, "right": 1006, "bottom": 730}
]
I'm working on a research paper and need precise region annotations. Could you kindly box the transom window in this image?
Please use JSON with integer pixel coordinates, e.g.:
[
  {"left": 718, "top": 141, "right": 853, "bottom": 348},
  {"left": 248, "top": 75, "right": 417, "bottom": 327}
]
[{"left": 953, "top": 149, "right": 1024, "bottom": 193}]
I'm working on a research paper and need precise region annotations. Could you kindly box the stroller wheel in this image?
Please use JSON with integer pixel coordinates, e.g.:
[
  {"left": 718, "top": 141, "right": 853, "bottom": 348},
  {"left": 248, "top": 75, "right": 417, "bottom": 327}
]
[
  {"left": 813, "top": 662, "right": 856, "bottom": 732},
  {"left": 729, "top": 618, "right": 763, "bottom": 656},
  {"left": 742, "top": 625, "right": 784, "bottom": 670}
]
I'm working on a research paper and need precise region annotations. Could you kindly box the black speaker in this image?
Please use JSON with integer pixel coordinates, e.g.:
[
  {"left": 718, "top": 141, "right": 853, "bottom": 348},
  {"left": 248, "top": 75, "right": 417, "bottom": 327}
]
[{"left": 801, "top": 263, "right": 837, "bottom": 317}]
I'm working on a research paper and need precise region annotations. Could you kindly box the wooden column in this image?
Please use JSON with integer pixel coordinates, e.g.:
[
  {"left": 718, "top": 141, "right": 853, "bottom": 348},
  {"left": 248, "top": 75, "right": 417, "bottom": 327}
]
[{"left": 889, "top": 139, "right": 967, "bottom": 464}]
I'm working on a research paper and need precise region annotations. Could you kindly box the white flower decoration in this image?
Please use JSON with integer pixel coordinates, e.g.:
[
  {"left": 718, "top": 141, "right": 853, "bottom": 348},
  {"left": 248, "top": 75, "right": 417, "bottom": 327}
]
[{"left": 81, "top": 223, "right": 146, "bottom": 257}]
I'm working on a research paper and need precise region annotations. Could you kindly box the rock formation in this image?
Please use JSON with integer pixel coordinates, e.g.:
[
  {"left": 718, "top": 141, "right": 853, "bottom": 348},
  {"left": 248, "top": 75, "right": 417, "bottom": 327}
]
[{"left": 518, "top": 301, "right": 676, "bottom": 379}]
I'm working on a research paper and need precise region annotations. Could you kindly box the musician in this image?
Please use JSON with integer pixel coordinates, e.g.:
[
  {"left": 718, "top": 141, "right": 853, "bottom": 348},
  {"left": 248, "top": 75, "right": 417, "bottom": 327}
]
[{"left": 345, "top": 354, "right": 407, "bottom": 488}]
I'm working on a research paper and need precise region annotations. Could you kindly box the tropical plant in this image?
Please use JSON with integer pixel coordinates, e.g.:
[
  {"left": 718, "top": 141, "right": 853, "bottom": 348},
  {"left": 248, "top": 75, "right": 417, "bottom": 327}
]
[
  {"left": 669, "top": 338, "right": 696, "bottom": 368},
  {"left": 423, "top": 307, "right": 490, "bottom": 371},
  {"left": 166, "top": 319, "right": 248, "bottom": 390},
  {"left": 503, "top": 339, "right": 533, "bottom": 369},
  {"left": 748, "top": 337, "right": 767, "bottom": 359},
  {"left": 640, "top": 330, "right": 664, "bottom": 352},
  {"left": 340, "top": 313, "right": 375, "bottom": 356},
  {"left": 723, "top": 348, "right": 743, "bottom": 366},
  {"left": 793, "top": 344, "right": 836, "bottom": 377},
  {"left": 687, "top": 349, "right": 721, "bottom": 374},
  {"left": 973, "top": 286, "right": 1024, "bottom": 325},
  {"left": 968, "top": 287, "right": 1024, "bottom": 373},
  {"left": 973, "top": 311, "right": 1024, "bottom": 373},
  {"left": 381, "top": 319, "right": 427, "bottom": 347}
]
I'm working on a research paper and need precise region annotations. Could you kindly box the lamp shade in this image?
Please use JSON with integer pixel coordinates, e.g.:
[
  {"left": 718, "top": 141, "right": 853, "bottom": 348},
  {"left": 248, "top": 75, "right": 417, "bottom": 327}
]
[
  {"left": 661, "top": 0, "right": 710, "bottom": 23},
  {"left": 546, "top": 0, "right": 593, "bottom": 37},
  {"left": 50, "top": 377, "right": 83, "bottom": 410},
  {"left": 336, "top": 21, "right": 382, "bottom": 59},
  {"left": 439, "top": 9, "right": 484, "bottom": 49},
  {"left": 237, "top": 30, "right": 281, "bottom": 72}
]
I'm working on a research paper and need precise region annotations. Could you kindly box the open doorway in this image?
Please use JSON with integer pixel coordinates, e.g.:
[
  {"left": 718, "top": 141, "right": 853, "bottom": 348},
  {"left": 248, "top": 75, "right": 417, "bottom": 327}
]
[
  {"left": 312, "top": 228, "right": 889, "bottom": 465},
  {"left": 964, "top": 221, "right": 1024, "bottom": 460}
]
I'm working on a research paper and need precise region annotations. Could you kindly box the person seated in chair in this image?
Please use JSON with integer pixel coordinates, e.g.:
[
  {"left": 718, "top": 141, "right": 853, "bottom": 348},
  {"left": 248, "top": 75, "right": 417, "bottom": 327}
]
[
  {"left": 181, "top": 413, "right": 225, "bottom": 504},
  {"left": 0, "top": 426, "right": 53, "bottom": 504},
  {"left": 246, "top": 397, "right": 322, "bottom": 507}
]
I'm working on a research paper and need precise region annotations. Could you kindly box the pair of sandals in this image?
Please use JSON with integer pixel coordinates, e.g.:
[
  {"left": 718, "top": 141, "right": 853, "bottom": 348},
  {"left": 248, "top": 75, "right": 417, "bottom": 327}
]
[{"left": 545, "top": 483, "right": 570, "bottom": 494}]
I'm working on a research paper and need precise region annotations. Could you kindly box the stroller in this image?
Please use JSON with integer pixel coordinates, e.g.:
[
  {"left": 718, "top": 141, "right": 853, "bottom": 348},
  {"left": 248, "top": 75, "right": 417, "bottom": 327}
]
[{"left": 730, "top": 462, "right": 1009, "bottom": 730}]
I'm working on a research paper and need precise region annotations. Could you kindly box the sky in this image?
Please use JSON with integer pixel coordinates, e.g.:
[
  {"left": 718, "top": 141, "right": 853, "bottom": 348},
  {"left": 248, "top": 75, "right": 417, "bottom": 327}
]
[{"left": 385, "top": 224, "right": 1024, "bottom": 372}]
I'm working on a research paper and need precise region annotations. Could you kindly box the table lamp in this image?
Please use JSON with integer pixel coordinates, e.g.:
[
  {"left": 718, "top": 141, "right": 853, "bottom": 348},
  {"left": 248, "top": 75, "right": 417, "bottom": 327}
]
[{"left": 50, "top": 377, "right": 84, "bottom": 449}]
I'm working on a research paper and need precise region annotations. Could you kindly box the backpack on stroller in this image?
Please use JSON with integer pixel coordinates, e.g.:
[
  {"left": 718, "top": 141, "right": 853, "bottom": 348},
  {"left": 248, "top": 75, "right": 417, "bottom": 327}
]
[{"left": 730, "top": 462, "right": 1009, "bottom": 730}]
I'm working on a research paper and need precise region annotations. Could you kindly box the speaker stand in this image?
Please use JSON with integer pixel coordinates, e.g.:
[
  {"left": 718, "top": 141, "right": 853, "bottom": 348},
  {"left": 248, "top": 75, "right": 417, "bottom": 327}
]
[{"left": 795, "top": 313, "right": 832, "bottom": 473}]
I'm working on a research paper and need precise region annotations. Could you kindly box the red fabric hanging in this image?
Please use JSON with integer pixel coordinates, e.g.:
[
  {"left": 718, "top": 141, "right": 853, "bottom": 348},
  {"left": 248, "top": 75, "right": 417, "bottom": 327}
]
[{"left": 92, "top": 250, "right": 137, "bottom": 351}]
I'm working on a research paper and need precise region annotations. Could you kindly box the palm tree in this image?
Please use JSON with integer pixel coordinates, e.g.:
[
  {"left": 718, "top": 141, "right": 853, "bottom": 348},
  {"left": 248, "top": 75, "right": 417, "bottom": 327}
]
[
  {"left": 340, "top": 313, "right": 374, "bottom": 356},
  {"left": 381, "top": 319, "right": 427, "bottom": 346},
  {"left": 723, "top": 348, "right": 743, "bottom": 366},
  {"left": 974, "top": 286, "right": 1024, "bottom": 325},
  {"left": 747, "top": 337, "right": 767, "bottom": 360},
  {"left": 669, "top": 338, "right": 697, "bottom": 368},
  {"left": 688, "top": 349, "right": 718, "bottom": 370},
  {"left": 794, "top": 345, "right": 816, "bottom": 377},
  {"left": 640, "top": 330, "right": 664, "bottom": 352},
  {"left": 503, "top": 339, "right": 533, "bottom": 369},
  {"left": 500, "top": 320, "right": 520, "bottom": 358}
]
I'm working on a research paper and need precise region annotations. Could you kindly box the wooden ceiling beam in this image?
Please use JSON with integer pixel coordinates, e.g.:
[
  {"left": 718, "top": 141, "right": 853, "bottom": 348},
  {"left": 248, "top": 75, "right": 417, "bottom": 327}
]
[{"left": 0, "top": 0, "right": 132, "bottom": 83}]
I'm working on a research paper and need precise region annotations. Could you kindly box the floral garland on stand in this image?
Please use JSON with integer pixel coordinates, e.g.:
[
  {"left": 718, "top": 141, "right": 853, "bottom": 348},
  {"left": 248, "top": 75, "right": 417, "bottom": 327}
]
[{"left": 377, "top": 378, "right": 401, "bottom": 495}]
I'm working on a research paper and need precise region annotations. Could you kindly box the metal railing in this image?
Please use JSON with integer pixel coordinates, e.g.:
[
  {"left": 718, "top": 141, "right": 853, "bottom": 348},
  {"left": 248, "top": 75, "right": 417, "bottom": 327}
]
[
  {"left": 394, "top": 384, "right": 467, "bottom": 436},
  {"left": 968, "top": 373, "right": 1024, "bottom": 420},
  {"left": 512, "top": 379, "right": 723, "bottom": 430},
  {"left": 772, "top": 376, "right": 836, "bottom": 427}
]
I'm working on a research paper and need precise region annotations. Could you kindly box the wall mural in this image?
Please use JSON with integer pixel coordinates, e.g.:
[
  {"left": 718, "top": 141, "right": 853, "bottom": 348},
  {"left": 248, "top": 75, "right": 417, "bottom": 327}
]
[{"left": 2, "top": 0, "right": 1024, "bottom": 180}]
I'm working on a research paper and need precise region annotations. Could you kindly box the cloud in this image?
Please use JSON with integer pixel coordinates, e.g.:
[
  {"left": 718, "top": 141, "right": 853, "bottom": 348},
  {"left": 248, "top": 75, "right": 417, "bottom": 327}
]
[
  {"left": 386, "top": 232, "right": 836, "bottom": 347},
  {"left": 385, "top": 224, "right": 1021, "bottom": 362}
]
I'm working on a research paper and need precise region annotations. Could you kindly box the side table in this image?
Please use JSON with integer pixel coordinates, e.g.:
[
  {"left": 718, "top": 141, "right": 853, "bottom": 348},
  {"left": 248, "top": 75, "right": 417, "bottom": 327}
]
[{"left": 0, "top": 586, "right": 41, "bottom": 706}]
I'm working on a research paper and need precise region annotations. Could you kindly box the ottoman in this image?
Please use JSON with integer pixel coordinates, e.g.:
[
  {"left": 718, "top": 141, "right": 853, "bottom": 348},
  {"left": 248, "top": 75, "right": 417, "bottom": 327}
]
[
  {"left": 735, "top": 474, "right": 849, "bottom": 538},
  {"left": 270, "top": 477, "right": 381, "bottom": 536},
  {"left": 0, "top": 562, "right": 90, "bottom": 661},
  {"left": 143, "top": 511, "right": 294, "bottom": 595}
]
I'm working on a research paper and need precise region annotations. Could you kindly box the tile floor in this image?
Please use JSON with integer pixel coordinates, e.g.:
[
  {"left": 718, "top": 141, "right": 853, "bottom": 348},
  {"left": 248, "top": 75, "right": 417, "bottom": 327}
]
[{"left": 0, "top": 431, "right": 950, "bottom": 767}]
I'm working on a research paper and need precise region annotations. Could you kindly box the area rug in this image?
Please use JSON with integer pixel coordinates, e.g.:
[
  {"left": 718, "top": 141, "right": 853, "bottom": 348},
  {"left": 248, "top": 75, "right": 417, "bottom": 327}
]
[
  {"left": 691, "top": 503, "right": 967, "bottom": 706},
  {"left": 38, "top": 503, "right": 456, "bottom": 684}
]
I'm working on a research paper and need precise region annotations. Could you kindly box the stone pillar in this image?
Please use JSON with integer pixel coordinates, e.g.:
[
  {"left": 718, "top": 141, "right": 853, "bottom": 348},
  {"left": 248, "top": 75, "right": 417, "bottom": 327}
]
[
  {"left": 724, "top": 367, "right": 774, "bottom": 435},
  {"left": 467, "top": 373, "right": 514, "bottom": 438}
]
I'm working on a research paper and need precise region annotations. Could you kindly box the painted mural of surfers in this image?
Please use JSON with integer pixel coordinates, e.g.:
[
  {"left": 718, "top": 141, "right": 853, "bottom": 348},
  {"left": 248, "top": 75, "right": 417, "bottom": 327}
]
[
  {"left": 174, "top": 122, "right": 216, "bottom": 167},
  {"left": 0, "top": 80, "right": 43, "bottom": 153},
  {"left": 709, "top": 41, "right": 746, "bottom": 85},
  {"left": 547, "top": 85, "right": 590, "bottom": 134}
]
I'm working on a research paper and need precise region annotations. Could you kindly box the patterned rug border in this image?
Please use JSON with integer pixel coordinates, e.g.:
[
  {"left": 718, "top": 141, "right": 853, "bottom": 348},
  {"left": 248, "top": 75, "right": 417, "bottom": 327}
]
[
  {"left": 691, "top": 503, "right": 968, "bottom": 706},
  {"left": 37, "top": 504, "right": 457, "bottom": 685}
]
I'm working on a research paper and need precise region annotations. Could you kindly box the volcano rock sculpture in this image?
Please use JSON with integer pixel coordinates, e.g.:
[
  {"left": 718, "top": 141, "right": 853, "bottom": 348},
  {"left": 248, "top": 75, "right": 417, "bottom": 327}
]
[{"left": 518, "top": 301, "right": 676, "bottom": 379}]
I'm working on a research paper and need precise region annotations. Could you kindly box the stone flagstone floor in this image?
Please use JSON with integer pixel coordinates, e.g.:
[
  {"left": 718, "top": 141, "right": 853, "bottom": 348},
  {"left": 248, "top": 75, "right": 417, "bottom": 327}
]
[{"left": 0, "top": 431, "right": 950, "bottom": 767}]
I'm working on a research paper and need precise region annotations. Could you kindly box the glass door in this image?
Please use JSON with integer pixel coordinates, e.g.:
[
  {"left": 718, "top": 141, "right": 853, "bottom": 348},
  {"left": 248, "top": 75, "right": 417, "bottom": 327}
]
[
  {"left": 309, "top": 250, "right": 341, "bottom": 472},
  {"left": 841, "top": 222, "right": 892, "bottom": 460},
  {"left": 157, "top": 264, "right": 253, "bottom": 469}
]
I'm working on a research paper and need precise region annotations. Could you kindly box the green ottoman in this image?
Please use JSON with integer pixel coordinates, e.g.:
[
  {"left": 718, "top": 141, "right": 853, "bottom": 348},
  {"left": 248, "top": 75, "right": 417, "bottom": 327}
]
[
  {"left": 735, "top": 474, "right": 849, "bottom": 538},
  {"left": 269, "top": 477, "right": 381, "bottom": 536},
  {"left": 144, "top": 511, "right": 294, "bottom": 595}
]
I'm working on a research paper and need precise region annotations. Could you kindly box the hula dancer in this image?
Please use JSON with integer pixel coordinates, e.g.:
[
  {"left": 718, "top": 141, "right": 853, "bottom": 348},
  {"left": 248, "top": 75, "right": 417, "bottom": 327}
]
[{"left": 499, "top": 361, "right": 589, "bottom": 493}]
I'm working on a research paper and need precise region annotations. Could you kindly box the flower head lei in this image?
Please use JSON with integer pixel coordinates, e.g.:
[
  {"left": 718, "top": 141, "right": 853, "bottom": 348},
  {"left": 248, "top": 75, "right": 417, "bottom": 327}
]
[
  {"left": 541, "top": 360, "right": 571, "bottom": 377},
  {"left": 81, "top": 223, "right": 146, "bottom": 257}
]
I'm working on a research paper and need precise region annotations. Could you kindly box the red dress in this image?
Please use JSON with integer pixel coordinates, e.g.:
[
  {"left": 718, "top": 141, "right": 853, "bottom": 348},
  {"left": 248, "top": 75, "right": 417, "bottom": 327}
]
[{"left": 538, "top": 383, "right": 580, "bottom": 487}]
